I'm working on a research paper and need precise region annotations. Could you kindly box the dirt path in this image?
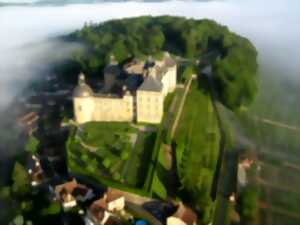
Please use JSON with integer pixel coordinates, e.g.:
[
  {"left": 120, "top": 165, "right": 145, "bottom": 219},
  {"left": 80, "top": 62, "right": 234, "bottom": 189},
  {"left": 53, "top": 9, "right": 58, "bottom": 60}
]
[
  {"left": 283, "top": 162, "right": 300, "bottom": 171},
  {"left": 253, "top": 116, "right": 300, "bottom": 132},
  {"left": 163, "top": 144, "right": 172, "bottom": 170},
  {"left": 171, "top": 75, "right": 195, "bottom": 138},
  {"left": 259, "top": 201, "right": 300, "bottom": 219},
  {"left": 163, "top": 95, "right": 178, "bottom": 130},
  {"left": 257, "top": 177, "right": 300, "bottom": 194}
]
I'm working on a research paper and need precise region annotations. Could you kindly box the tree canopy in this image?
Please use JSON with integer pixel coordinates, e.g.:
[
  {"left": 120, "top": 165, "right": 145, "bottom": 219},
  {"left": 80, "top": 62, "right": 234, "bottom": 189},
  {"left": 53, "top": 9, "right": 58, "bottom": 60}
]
[
  {"left": 11, "top": 162, "right": 31, "bottom": 198},
  {"left": 25, "top": 136, "right": 39, "bottom": 154},
  {"left": 57, "top": 16, "right": 258, "bottom": 109}
]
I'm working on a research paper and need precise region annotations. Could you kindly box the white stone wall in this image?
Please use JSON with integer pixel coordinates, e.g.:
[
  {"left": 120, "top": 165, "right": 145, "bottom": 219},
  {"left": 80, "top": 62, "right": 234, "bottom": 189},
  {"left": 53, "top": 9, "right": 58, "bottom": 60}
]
[
  {"left": 165, "top": 65, "right": 177, "bottom": 92},
  {"left": 74, "top": 97, "right": 95, "bottom": 124},
  {"left": 167, "top": 217, "right": 187, "bottom": 225},
  {"left": 93, "top": 95, "right": 134, "bottom": 122},
  {"left": 107, "top": 197, "right": 125, "bottom": 212},
  {"left": 136, "top": 90, "right": 163, "bottom": 124},
  {"left": 159, "top": 65, "right": 177, "bottom": 96}
]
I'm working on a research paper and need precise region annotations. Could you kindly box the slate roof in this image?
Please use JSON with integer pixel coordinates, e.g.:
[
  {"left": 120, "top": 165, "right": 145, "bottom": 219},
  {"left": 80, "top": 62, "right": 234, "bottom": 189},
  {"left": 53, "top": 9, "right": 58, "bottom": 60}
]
[
  {"left": 164, "top": 54, "right": 176, "bottom": 67},
  {"left": 73, "top": 83, "right": 94, "bottom": 98},
  {"left": 138, "top": 76, "right": 163, "bottom": 92},
  {"left": 106, "top": 189, "right": 124, "bottom": 202},
  {"left": 89, "top": 198, "right": 107, "bottom": 221},
  {"left": 172, "top": 203, "right": 197, "bottom": 225},
  {"left": 104, "top": 65, "right": 121, "bottom": 76}
]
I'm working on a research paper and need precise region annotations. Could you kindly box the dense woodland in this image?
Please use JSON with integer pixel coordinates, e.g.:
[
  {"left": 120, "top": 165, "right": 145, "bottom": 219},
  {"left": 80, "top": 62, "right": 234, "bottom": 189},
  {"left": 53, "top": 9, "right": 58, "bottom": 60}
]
[{"left": 56, "top": 16, "right": 258, "bottom": 109}]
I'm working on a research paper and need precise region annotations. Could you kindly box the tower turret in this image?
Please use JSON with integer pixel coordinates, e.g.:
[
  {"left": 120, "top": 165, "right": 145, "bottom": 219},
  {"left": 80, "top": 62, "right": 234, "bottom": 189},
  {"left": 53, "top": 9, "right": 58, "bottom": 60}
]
[{"left": 73, "top": 73, "right": 95, "bottom": 124}]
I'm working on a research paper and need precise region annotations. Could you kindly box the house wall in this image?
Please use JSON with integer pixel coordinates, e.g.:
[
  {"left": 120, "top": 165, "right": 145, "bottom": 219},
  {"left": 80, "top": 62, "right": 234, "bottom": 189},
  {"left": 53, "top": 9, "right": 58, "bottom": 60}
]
[
  {"left": 63, "top": 200, "right": 77, "bottom": 210},
  {"left": 160, "top": 65, "right": 177, "bottom": 96},
  {"left": 107, "top": 197, "right": 125, "bottom": 212},
  {"left": 167, "top": 217, "right": 187, "bottom": 225},
  {"left": 74, "top": 95, "right": 134, "bottom": 124},
  {"left": 136, "top": 90, "right": 163, "bottom": 124},
  {"left": 93, "top": 95, "right": 134, "bottom": 122},
  {"left": 166, "top": 65, "right": 177, "bottom": 92},
  {"left": 74, "top": 97, "right": 95, "bottom": 124}
]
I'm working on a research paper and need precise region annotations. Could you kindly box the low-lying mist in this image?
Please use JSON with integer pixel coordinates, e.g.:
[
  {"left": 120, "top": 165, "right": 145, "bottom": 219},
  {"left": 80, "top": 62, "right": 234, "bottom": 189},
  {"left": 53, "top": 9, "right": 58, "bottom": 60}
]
[
  {"left": 0, "top": 40, "right": 82, "bottom": 109},
  {"left": 0, "top": 0, "right": 299, "bottom": 116},
  {"left": 0, "top": 0, "right": 299, "bottom": 112}
]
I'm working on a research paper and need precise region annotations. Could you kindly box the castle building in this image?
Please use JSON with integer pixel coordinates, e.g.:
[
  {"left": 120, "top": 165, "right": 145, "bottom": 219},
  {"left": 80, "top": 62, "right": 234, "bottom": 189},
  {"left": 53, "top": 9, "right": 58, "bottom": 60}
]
[{"left": 73, "top": 52, "right": 177, "bottom": 124}]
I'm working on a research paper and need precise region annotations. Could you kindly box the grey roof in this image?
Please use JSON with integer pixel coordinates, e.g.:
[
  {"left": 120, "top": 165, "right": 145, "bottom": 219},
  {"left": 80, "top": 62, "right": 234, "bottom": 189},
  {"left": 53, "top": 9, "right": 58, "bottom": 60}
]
[
  {"left": 164, "top": 55, "right": 176, "bottom": 67},
  {"left": 202, "top": 65, "right": 212, "bottom": 75},
  {"left": 104, "top": 65, "right": 120, "bottom": 76},
  {"left": 155, "top": 66, "right": 167, "bottom": 81},
  {"left": 73, "top": 84, "right": 94, "bottom": 98},
  {"left": 138, "top": 76, "right": 163, "bottom": 92}
]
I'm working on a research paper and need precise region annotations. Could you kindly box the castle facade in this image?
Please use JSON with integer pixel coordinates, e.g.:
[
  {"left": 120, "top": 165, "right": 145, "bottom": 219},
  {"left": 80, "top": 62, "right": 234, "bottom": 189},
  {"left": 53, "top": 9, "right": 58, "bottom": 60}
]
[{"left": 73, "top": 52, "right": 177, "bottom": 124}]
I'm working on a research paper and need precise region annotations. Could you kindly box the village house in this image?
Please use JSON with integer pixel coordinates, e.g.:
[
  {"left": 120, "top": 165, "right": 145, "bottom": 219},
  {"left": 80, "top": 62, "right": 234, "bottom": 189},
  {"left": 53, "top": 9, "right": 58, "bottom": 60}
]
[
  {"left": 105, "top": 189, "right": 126, "bottom": 212},
  {"left": 27, "top": 155, "right": 45, "bottom": 187},
  {"left": 17, "top": 111, "right": 39, "bottom": 135},
  {"left": 73, "top": 52, "right": 177, "bottom": 124},
  {"left": 237, "top": 151, "right": 256, "bottom": 188},
  {"left": 166, "top": 203, "right": 197, "bottom": 225},
  {"left": 85, "top": 197, "right": 122, "bottom": 225},
  {"left": 84, "top": 189, "right": 126, "bottom": 225},
  {"left": 52, "top": 179, "right": 94, "bottom": 210}
]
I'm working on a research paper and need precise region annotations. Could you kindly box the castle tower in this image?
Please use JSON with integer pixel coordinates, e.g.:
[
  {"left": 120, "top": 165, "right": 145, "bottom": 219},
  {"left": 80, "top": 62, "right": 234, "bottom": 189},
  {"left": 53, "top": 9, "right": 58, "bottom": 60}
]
[
  {"left": 104, "top": 55, "right": 120, "bottom": 92},
  {"left": 73, "top": 73, "right": 95, "bottom": 124}
]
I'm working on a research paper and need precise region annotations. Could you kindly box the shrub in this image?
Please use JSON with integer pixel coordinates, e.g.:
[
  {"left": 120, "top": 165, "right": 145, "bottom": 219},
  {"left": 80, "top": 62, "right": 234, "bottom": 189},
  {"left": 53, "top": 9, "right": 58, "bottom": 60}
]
[
  {"left": 103, "top": 158, "right": 111, "bottom": 168},
  {"left": 121, "top": 151, "right": 129, "bottom": 160}
]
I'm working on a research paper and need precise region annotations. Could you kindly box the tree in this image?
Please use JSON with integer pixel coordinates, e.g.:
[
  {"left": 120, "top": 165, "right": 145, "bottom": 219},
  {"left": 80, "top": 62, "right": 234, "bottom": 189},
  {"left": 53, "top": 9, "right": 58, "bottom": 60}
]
[
  {"left": 10, "top": 215, "right": 24, "bottom": 225},
  {"left": 11, "top": 162, "right": 31, "bottom": 198},
  {"left": 111, "top": 39, "right": 128, "bottom": 63},
  {"left": 40, "top": 202, "right": 61, "bottom": 216},
  {"left": 25, "top": 136, "right": 39, "bottom": 154},
  {"left": 239, "top": 186, "right": 258, "bottom": 220}
]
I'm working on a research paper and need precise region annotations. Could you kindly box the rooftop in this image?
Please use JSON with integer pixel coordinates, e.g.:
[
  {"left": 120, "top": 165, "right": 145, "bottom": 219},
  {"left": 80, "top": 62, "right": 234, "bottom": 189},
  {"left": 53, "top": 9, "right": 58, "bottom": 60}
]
[
  {"left": 138, "top": 76, "right": 163, "bottom": 92},
  {"left": 171, "top": 203, "right": 197, "bottom": 225}
]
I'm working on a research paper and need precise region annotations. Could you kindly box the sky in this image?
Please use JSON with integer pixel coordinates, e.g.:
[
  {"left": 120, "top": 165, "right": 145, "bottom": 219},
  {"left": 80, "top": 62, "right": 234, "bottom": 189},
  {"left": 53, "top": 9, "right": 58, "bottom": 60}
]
[
  {"left": 0, "top": 0, "right": 39, "bottom": 3},
  {"left": 0, "top": 0, "right": 300, "bottom": 110}
]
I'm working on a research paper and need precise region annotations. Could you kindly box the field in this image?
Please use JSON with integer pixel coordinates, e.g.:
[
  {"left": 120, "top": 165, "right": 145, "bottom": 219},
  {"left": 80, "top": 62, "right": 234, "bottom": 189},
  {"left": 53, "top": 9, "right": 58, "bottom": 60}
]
[
  {"left": 67, "top": 122, "right": 156, "bottom": 190},
  {"left": 230, "top": 71, "right": 300, "bottom": 225}
]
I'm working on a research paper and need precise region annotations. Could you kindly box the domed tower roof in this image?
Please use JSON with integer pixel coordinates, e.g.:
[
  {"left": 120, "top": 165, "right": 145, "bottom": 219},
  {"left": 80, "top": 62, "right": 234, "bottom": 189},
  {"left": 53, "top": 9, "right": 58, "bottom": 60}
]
[{"left": 73, "top": 73, "right": 94, "bottom": 98}]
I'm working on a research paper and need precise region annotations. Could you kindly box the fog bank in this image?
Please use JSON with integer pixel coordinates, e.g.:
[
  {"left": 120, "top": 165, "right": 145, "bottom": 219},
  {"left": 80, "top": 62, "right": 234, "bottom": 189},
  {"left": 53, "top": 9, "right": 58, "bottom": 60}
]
[{"left": 0, "top": 0, "right": 299, "bottom": 110}]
